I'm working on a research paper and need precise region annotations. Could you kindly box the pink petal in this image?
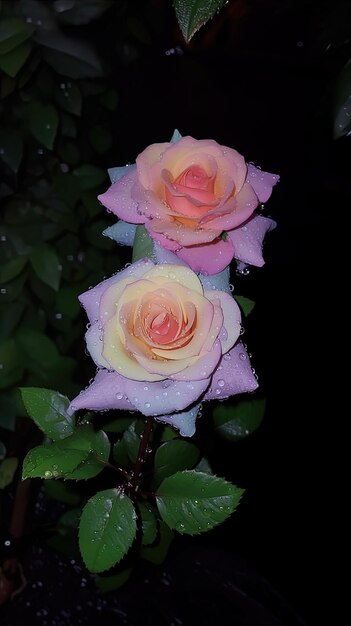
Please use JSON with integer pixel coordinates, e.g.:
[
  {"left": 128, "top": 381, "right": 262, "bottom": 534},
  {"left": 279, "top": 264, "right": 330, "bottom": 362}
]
[
  {"left": 145, "top": 225, "right": 180, "bottom": 252},
  {"left": 201, "top": 182, "right": 258, "bottom": 231},
  {"left": 228, "top": 214, "right": 276, "bottom": 267},
  {"left": 123, "top": 377, "right": 210, "bottom": 416},
  {"left": 79, "top": 258, "right": 154, "bottom": 323},
  {"left": 204, "top": 342, "right": 258, "bottom": 400},
  {"left": 98, "top": 168, "right": 145, "bottom": 223},
  {"left": 68, "top": 369, "right": 131, "bottom": 414},
  {"left": 176, "top": 237, "right": 234, "bottom": 275},
  {"left": 170, "top": 339, "right": 222, "bottom": 381},
  {"left": 246, "top": 165, "right": 279, "bottom": 203}
]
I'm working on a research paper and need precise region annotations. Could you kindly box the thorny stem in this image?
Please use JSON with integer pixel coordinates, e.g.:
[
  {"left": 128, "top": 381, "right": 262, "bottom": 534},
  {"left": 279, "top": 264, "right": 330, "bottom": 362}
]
[{"left": 129, "top": 417, "right": 154, "bottom": 490}]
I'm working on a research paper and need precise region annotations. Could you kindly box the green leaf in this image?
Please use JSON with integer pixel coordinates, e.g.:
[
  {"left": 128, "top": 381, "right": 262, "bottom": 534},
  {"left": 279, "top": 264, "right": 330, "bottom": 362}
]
[
  {"left": 160, "top": 424, "right": 178, "bottom": 441},
  {"left": 334, "top": 60, "right": 351, "bottom": 139},
  {"left": 234, "top": 295, "right": 256, "bottom": 316},
  {"left": 0, "top": 272, "right": 27, "bottom": 303},
  {"left": 15, "top": 327, "right": 60, "bottom": 371},
  {"left": 0, "top": 18, "right": 34, "bottom": 54},
  {"left": 95, "top": 568, "right": 132, "bottom": 593},
  {"left": 79, "top": 488, "right": 137, "bottom": 573},
  {"left": 0, "top": 338, "right": 23, "bottom": 389},
  {"left": 0, "top": 442, "right": 6, "bottom": 461},
  {"left": 56, "top": 286, "right": 81, "bottom": 320},
  {"left": 0, "top": 130, "right": 23, "bottom": 173},
  {"left": 132, "top": 225, "right": 154, "bottom": 262},
  {"left": 0, "top": 40, "right": 32, "bottom": 77},
  {"left": 173, "top": 0, "right": 228, "bottom": 42},
  {"left": 139, "top": 503, "right": 158, "bottom": 546},
  {"left": 20, "top": 387, "right": 75, "bottom": 441},
  {"left": 54, "top": 0, "right": 113, "bottom": 25},
  {"left": 54, "top": 82, "right": 82, "bottom": 116},
  {"left": 194, "top": 456, "right": 212, "bottom": 474},
  {"left": 0, "top": 457, "right": 18, "bottom": 489},
  {"left": 156, "top": 470, "right": 244, "bottom": 535},
  {"left": 140, "top": 521, "right": 174, "bottom": 565},
  {"left": 213, "top": 397, "right": 266, "bottom": 441},
  {"left": 154, "top": 440, "right": 200, "bottom": 484},
  {"left": 28, "top": 102, "right": 59, "bottom": 150},
  {"left": 0, "top": 256, "right": 27, "bottom": 283},
  {"left": 36, "top": 31, "right": 103, "bottom": 79},
  {"left": 113, "top": 421, "right": 140, "bottom": 465},
  {"left": 113, "top": 437, "right": 129, "bottom": 467},
  {"left": 65, "top": 428, "right": 110, "bottom": 480},
  {"left": 73, "top": 164, "right": 106, "bottom": 190},
  {"left": 104, "top": 416, "right": 136, "bottom": 433},
  {"left": 45, "top": 480, "right": 80, "bottom": 506},
  {"left": 30, "top": 243, "right": 61, "bottom": 290},
  {"left": 22, "top": 443, "right": 89, "bottom": 480}
]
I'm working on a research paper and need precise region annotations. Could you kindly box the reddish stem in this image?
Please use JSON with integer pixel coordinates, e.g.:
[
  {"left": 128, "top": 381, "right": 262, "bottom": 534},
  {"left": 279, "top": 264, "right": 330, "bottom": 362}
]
[{"left": 129, "top": 417, "right": 154, "bottom": 489}]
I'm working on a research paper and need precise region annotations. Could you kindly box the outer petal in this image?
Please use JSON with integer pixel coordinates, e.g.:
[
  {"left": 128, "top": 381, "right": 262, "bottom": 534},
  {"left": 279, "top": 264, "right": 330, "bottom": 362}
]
[
  {"left": 176, "top": 237, "right": 234, "bottom": 276},
  {"left": 123, "top": 378, "right": 210, "bottom": 416},
  {"left": 85, "top": 324, "right": 110, "bottom": 368},
  {"left": 149, "top": 219, "right": 220, "bottom": 247},
  {"left": 170, "top": 338, "right": 222, "bottom": 381},
  {"left": 204, "top": 342, "right": 258, "bottom": 400},
  {"left": 68, "top": 369, "right": 131, "bottom": 414},
  {"left": 79, "top": 258, "right": 154, "bottom": 323},
  {"left": 108, "top": 164, "right": 135, "bottom": 184},
  {"left": 246, "top": 165, "right": 279, "bottom": 203},
  {"left": 103, "top": 220, "right": 137, "bottom": 246},
  {"left": 205, "top": 291, "right": 241, "bottom": 353},
  {"left": 98, "top": 167, "right": 144, "bottom": 223},
  {"left": 156, "top": 404, "right": 200, "bottom": 437},
  {"left": 228, "top": 214, "right": 276, "bottom": 267}
]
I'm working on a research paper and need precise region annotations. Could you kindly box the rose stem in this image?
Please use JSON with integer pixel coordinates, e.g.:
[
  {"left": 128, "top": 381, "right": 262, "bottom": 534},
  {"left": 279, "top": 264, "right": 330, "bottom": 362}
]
[{"left": 130, "top": 417, "right": 154, "bottom": 490}]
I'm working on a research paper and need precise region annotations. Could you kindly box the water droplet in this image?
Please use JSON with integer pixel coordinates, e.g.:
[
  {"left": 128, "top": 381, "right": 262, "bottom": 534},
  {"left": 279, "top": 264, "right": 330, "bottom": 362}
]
[
  {"left": 175, "top": 521, "right": 185, "bottom": 532},
  {"left": 218, "top": 379, "right": 225, "bottom": 387},
  {"left": 116, "top": 392, "right": 123, "bottom": 400},
  {"left": 44, "top": 470, "right": 52, "bottom": 478},
  {"left": 239, "top": 352, "right": 247, "bottom": 361},
  {"left": 55, "top": 312, "right": 63, "bottom": 320},
  {"left": 0, "top": 235, "right": 7, "bottom": 241},
  {"left": 145, "top": 402, "right": 151, "bottom": 409}
]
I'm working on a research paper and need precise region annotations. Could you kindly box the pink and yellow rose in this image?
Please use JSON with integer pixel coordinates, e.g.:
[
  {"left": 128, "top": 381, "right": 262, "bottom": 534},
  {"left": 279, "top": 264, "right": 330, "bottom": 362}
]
[
  {"left": 69, "top": 259, "right": 258, "bottom": 436},
  {"left": 99, "top": 135, "right": 279, "bottom": 275}
]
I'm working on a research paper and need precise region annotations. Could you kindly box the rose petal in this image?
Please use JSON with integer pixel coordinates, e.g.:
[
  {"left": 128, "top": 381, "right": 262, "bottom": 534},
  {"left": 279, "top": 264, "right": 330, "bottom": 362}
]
[
  {"left": 176, "top": 237, "right": 234, "bottom": 275},
  {"left": 202, "top": 182, "right": 258, "bottom": 231},
  {"left": 68, "top": 369, "right": 131, "bottom": 414},
  {"left": 228, "top": 214, "right": 276, "bottom": 267},
  {"left": 246, "top": 165, "right": 279, "bottom": 203},
  {"left": 153, "top": 241, "right": 187, "bottom": 266},
  {"left": 156, "top": 404, "right": 200, "bottom": 437},
  {"left": 149, "top": 218, "right": 220, "bottom": 247},
  {"left": 98, "top": 168, "right": 144, "bottom": 223},
  {"left": 170, "top": 338, "right": 222, "bottom": 381},
  {"left": 146, "top": 227, "right": 181, "bottom": 252},
  {"left": 205, "top": 291, "right": 241, "bottom": 353},
  {"left": 79, "top": 258, "right": 154, "bottom": 323},
  {"left": 204, "top": 342, "right": 258, "bottom": 400},
  {"left": 103, "top": 220, "right": 137, "bottom": 246},
  {"left": 123, "top": 377, "right": 210, "bottom": 416},
  {"left": 108, "top": 164, "right": 135, "bottom": 184},
  {"left": 85, "top": 324, "right": 110, "bottom": 368}
]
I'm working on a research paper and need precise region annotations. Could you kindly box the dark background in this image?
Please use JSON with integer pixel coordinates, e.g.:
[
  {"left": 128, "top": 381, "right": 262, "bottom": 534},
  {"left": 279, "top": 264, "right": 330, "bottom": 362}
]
[{"left": 1, "top": 0, "right": 345, "bottom": 624}]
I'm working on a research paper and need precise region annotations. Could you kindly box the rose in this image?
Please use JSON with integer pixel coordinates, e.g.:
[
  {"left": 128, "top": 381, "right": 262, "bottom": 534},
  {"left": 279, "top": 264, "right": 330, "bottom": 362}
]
[
  {"left": 69, "top": 258, "right": 258, "bottom": 436},
  {"left": 99, "top": 134, "right": 279, "bottom": 275}
]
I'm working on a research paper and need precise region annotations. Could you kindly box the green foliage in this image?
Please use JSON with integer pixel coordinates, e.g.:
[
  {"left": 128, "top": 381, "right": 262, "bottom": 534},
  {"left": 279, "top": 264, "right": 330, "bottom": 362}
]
[
  {"left": 140, "top": 521, "right": 174, "bottom": 565},
  {"left": 234, "top": 295, "right": 256, "bottom": 316},
  {"left": 79, "top": 488, "right": 137, "bottom": 573},
  {"left": 156, "top": 470, "right": 244, "bottom": 535},
  {"left": 173, "top": 0, "right": 228, "bottom": 42},
  {"left": 213, "top": 397, "right": 266, "bottom": 441},
  {"left": 20, "top": 387, "right": 75, "bottom": 440},
  {"left": 139, "top": 503, "right": 158, "bottom": 546},
  {"left": 132, "top": 225, "right": 154, "bottom": 262},
  {"left": 0, "top": 457, "right": 18, "bottom": 489},
  {"left": 154, "top": 440, "right": 200, "bottom": 484}
]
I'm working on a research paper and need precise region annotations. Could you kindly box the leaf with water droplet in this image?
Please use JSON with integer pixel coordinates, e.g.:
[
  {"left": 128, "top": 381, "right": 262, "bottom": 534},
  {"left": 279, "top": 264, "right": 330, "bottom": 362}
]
[
  {"left": 79, "top": 488, "right": 137, "bottom": 573},
  {"left": 30, "top": 243, "right": 61, "bottom": 291},
  {"left": 22, "top": 442, "right": 89, "bottom": 480},
  {"left": 132, "top": 225, "right": 154, "bottom": 263},
  {"left": 156, "top": 470, "right": 244, "bottom": 535},
  {"left": 28, "top": 101, "right": 58, "bottom": 149},
  {"left": 65, "top": 427, "right": 110, "bottom": 480},
  {"left": 234, "top": 295, "right": 256, "bottom": 317},
  {"left": 139, "top": 503, "right": 158, "bottom": 546},
  {"left": 20, "top": 387, "right": 74, "bottom": 440},
  {"left": 173, "top": 0, "right": 228, "bottom": 42},
  {"left": 140, "top": 521, "right": 174, "bottom": 565},
  {"left": 213, "top": 397, "right": 266, "bottom": 441},
  {"left": 154, "top": 440, "right": 200, "bottom": 485}
]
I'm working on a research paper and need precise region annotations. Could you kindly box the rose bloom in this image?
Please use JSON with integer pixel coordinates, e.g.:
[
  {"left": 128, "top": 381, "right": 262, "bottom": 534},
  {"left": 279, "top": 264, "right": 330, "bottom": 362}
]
[
  {"left": 69, "top": 259, "right": 258, "bottom": 436},
  {"left": 99, "top": 134, "right": 279, "bottom": 275}
]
